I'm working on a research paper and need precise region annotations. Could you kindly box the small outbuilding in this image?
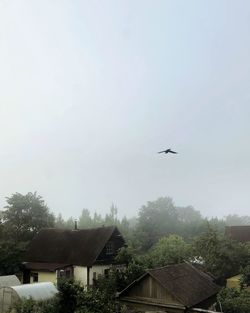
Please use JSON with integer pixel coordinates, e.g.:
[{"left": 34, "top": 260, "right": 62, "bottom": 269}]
[
  {"left": 226, "top": 274, "right": 242, "bottom": 289},
  {"left": 118, "top": 263, "right": 220, "bottom": 313},
  {"left": 0, "top": 282, "right": 58, "bottom": 313},
  {"left": 0, "top": 276, "right": 21, "bottom": 288}
]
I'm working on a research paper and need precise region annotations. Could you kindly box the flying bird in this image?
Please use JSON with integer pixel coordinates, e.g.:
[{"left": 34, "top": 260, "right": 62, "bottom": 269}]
[{"left": 158, "top": 148, "right": 178, "bottom": 154}]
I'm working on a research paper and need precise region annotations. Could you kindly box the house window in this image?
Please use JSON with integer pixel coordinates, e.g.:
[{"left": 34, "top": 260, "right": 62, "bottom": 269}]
[
  {"left": 58, "top": 268, "right": 72, "bottom": 279},
  {"left": 106, "top": 242, "right": 114, "bottom": 255},
  {"left": 32, "top": 273, "right": 38, "bottom": 283},
  {"left": 104, "top": 269, "right": 110, "bottom": 278},
  {"left": 59, "top": 270, "right": 65, "bottom": 278},
  {"left": 65, "top": 270, "right": 71, "bottom": 279}
]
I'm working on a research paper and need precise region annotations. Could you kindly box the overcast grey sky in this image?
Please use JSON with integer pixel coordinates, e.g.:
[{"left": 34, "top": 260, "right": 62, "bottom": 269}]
[{"left": 0, "top": 0, "right": 250, "bottom": 219}]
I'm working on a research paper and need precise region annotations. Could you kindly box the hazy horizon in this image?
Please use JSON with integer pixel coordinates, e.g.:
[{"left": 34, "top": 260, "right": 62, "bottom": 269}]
[{"left": 1, "top": 1, "right": 250, "bottom": 219}]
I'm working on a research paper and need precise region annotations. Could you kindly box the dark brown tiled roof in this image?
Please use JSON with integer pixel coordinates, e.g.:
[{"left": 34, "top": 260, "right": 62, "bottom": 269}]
[
  {"left": 225, "top": 225, "right": 250, "bottom": 243},
  {"left": 24, "top": 226, "right": 119, "bottom": 266},
  {"left": 119, "top": 263, "right": 220, "bottom": 308}
]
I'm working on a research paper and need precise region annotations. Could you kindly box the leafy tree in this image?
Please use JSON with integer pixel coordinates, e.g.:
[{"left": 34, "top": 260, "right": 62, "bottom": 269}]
[
  {"left": 217, "top": 287, "right": 250, "bottom": 313},
  {"left": 149, "top": 234, "right": 191, "bottom": 267},
  {"left": 0, "top": 240, "right": 26, "bottom": 275},
  {"left": 2, "top": 192, "right": 55, "bottom": 242},
  {"left": 76, "top": 286, "right": 115, "bottom": 313},
  {"left": 56, "top": 278, "right": 83, "bottom": 313},
  {"left": 105, "top": 204, "right": 118, "bottom": 225},
  {"left": 55, "top": 213, "right": 66, "bottom": 228},
  {"left": 118, "top": 216, "right": 130, "bottom": 237},
  {"left": 78, "top": 209, "right": 93, "bottom": 229},
  {"left": 176, "top": 206, "right": 202, "bottom": 223},
  {"left": 195, "top": 225, "right": 249, "bottom": 282},
  {"left": 65, "top": 217, "right": 75, "bottom": 229},
  {"left": 225, "top": 214, "right": 250, "bottom": 226},
  {"left": 92, "top": 212, "right": 104, "bottom": 226},
  {"left": 136, "top": 197, "right": 179, "bottom": 251},
  {"left": 176, "top": 208, "right": 208, "bottom": 240},
  {"left": 240, "top": 264, "right": 250, "bottom": 287},
  {"left": 207, "top": 217, "right": 226, "bottom": 234},
  {"left": 0, "top": 192, "right": 55, "bottom": 275}
]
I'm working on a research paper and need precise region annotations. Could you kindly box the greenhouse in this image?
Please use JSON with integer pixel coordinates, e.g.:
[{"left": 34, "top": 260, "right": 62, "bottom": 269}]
[
  {"left": 0, "top": 282, "right": 58, "bottom": 313},
  {"left": 0, "top": 276, "right": 20, "bottom": 288}
]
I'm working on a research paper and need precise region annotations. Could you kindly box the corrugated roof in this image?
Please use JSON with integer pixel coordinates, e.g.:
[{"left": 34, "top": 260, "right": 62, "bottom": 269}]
[
  {"left": 24, "top": 226, "right": 118, "bottom": 266},
  {"left": 0, "top": 275, "right": 21, "bottom": 287},
  {"left": 119, "top": 263, "right": 220, "bottom": 308},
  {"left": 225, "top": 225, "right": 250, "bottom": 243}
]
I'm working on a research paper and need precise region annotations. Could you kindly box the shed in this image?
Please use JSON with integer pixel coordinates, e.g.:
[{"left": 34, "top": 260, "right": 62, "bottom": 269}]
[
  {"left": 118, "top": 263, "right": 220, "bottom": 313},
  {"left": 0, "top": 276, "right": 21, "bottom": 288},
  {"left": 226, "top": 274, "right": 242, "bottom": 289},
  {"left": 0, "top": 282, "right": 58, "bottom": 313}
]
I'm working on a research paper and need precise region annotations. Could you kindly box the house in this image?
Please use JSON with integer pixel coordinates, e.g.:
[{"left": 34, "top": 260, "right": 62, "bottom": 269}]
[
  {"left": 23, "top": 226, "right": 125, "bottom": 286},
  {"left": 118, "top": 263, "right": 220, "bottom": 313},
  {"left": 225, "top": 225, "right": 250, "bottom": 243}
]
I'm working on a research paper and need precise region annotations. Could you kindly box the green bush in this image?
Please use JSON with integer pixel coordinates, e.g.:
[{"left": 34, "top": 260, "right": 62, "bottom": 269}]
[
  {"left": 217, "top": 287, "right": 250, "bottom": 313},
  {"left": 12, "top": 298, "right": 57, "bottom": 313}
]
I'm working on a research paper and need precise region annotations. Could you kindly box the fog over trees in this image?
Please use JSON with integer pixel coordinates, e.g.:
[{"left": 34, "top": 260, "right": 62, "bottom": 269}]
[{"left": 1, "top": 192, "right": 249, "bottom": 275}]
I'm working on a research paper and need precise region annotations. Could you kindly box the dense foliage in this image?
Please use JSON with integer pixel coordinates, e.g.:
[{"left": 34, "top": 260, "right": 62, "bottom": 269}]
[
  {"left": 217, "top": 287, "right": 250, "bottom": 313},
  {"left": 0, "top": 192, "right": 55, "bottom": 275},
  {"left": 195, "top": 226, "right": 250, "bottom": 283},
  {"left": 2, "top": 192, "right": 55, "bottom": 242},
  {"left": 148, "top": 234, "right": 191, "bottom": 267},
  {"left": 240, "top": 264, "right": 250, "bottom": 287}
]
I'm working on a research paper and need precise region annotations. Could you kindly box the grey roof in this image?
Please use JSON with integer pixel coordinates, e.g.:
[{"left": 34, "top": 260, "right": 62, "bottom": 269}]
[
  {"left": 12, "top": 282, "right": 58, "bottom": 300},
  {"left": 0, "top": 275, "right": 21, "bottom": 287}
]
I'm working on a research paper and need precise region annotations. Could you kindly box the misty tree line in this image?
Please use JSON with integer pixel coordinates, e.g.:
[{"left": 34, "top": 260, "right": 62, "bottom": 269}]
[
  {"left": 0, "top": 192, "right": 249, "bottom": 260},
  {"left": 54, "top": 196, "right": 250, "bottom": 251}
]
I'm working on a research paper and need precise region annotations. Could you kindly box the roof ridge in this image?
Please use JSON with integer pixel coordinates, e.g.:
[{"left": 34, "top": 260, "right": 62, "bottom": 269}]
[
  {"left": 41, "top": 225, "right": 116, "bottom": 231},
  {"left": 148, "top": 262, "right": 186, "bottom": 271}
]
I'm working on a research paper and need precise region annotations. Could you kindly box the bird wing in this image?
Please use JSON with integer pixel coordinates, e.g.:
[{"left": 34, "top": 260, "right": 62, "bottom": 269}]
[
  {"left": 169, "top": 150, "right": 177, "bottom": 154},
  {"left": 158, "top": 150, "right": 166, "bottom": 153}
]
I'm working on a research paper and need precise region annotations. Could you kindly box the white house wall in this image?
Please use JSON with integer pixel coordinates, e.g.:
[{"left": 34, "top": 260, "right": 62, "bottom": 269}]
[
  {"left": 73, "top": 265, "right": 112, "bottom": 286},
  {"left": 89, "top": 265, "right": 111, "bottom": 285},
  {"left": 73, "top": 266, "right": 88, "bottom": 285}
]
